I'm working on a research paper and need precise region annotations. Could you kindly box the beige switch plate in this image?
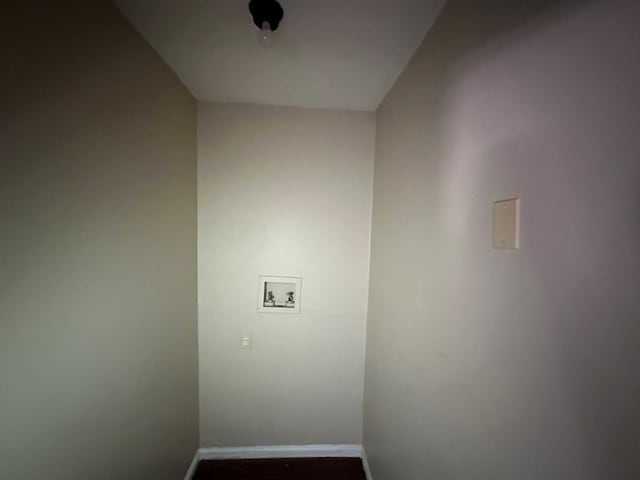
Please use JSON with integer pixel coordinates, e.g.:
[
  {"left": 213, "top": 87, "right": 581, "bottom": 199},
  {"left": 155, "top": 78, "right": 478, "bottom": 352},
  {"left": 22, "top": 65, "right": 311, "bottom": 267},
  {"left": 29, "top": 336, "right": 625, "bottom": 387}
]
[{"left": 493, "top": 198, "right": 519, "bottom": 249}]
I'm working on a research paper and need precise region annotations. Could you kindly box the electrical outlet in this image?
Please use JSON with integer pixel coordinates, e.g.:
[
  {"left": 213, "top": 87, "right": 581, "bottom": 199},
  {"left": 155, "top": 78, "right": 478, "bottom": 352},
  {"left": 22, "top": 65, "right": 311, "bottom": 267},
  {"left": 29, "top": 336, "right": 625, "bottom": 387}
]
[{"left": 240, "top": 334, "right": 252, "bottom": 350}]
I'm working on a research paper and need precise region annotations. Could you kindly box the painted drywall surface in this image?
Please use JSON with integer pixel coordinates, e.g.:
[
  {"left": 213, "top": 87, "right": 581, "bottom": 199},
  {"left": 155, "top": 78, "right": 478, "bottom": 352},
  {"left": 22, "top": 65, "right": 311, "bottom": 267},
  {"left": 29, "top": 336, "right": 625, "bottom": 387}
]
[
  {"left": 363, "top": 1, "right": 640, "bottom": 479},
  {"left": 198, "top": 103, "right": 374, "bottom": 446},
  {"left": 0, "top": 2, "right": 198, "bottom": 478}
]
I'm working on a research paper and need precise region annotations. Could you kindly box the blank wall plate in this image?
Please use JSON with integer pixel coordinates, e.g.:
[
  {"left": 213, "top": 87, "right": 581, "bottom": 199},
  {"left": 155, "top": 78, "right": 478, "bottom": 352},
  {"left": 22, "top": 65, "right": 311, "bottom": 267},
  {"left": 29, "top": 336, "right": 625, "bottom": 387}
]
[{"left": 493, "top": 198, "right": 519, "bottom": 249}]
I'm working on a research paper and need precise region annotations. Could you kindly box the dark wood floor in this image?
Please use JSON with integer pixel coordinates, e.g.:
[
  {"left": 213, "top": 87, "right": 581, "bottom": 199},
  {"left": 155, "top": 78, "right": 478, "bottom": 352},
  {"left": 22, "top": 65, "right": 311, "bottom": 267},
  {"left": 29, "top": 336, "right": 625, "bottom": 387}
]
[{"left": 192, "top": 457, "right": 367, "bottom": 480}]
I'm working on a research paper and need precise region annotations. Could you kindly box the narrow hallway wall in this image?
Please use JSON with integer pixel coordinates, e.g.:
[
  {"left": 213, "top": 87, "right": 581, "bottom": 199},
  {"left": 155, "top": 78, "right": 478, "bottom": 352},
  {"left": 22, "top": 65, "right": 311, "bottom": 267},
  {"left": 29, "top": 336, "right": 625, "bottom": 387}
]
[
  {"left": 364, "top": 1, "right": 640, "bottom": 478},
  {"left": 0, "top": 2, "right": 198, "bottom": 478}
]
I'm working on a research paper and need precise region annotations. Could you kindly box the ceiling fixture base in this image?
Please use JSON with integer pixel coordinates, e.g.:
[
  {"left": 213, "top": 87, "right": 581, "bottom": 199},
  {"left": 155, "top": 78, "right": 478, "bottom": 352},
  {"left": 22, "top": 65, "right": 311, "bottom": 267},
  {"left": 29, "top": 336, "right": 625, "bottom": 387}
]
[{"left": 248, "top": 0, "right": 284, "bottom": 31}]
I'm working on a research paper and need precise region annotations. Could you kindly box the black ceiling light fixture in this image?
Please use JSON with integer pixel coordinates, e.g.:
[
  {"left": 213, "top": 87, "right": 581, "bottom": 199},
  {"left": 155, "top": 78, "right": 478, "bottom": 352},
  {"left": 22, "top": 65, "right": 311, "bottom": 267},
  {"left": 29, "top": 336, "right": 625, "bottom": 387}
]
[{"left": 249, "top": 0, "right": 284, "bottom": 48}]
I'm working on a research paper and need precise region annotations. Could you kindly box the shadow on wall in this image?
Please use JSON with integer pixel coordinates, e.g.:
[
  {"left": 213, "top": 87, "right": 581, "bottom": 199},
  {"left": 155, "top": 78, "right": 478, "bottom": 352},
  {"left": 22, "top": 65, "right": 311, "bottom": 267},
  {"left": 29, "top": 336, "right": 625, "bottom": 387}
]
[{"left": 380, "top": 0, "right": 594, "bottom": 186}]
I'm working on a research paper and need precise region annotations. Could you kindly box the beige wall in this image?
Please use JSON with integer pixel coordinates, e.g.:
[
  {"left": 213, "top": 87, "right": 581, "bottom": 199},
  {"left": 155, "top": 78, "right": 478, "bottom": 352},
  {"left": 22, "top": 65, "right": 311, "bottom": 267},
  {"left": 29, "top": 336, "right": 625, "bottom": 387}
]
[
  {"left": 364, "top": 1, "right": 640, "bottom": 479},
  {"left": 0, "top": 2, "right": 198, "bottom": 479},
  {"left": 198, "top": 103, "right": 374, "bottom": 446}
]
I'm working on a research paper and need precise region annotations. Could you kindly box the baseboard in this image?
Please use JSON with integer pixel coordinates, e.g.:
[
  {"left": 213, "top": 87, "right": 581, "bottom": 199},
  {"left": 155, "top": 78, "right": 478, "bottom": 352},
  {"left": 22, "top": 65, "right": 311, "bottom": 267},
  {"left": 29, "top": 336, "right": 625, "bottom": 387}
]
[
  {"left": 184, "top": 449, "right": 201, "bottom": 480},
  {"left": 185, "top": 444, "right": 373, "bottom": 479},
  {"left": 199, "top": 444, "right": 364, "bottom": 460},
  {"left": 361, "top": 447, "right": 373, "bottom": 480}
]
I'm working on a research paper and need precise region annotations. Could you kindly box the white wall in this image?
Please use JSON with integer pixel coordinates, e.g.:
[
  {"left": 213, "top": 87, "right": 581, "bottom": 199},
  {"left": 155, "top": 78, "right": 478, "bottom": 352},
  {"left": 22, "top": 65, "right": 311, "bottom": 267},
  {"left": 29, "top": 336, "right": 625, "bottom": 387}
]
[
  {"left": 364, "top": 0, "right": 640, "bottom": 479},
  {"left": 0, "top": 2, "right": 198, "bottom": 478},
  {"left": 198, "top": 103, "right": 374, "bottom": 446}
]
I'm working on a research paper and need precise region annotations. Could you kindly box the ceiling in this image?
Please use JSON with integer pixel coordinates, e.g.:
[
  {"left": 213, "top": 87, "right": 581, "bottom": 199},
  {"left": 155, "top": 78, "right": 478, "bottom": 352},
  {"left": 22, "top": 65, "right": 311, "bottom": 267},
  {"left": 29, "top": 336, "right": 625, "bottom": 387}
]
[{"left": 113, "top": 0, "right": 445, "bottom": 111}]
